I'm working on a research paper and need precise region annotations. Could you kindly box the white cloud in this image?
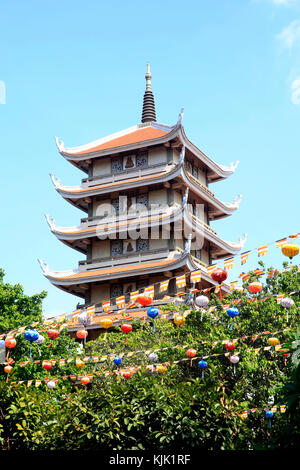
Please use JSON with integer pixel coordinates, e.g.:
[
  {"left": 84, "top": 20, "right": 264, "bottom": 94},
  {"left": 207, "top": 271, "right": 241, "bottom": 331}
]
[
  {"left": 277, "top": 20, "right": 300, "bottom": 48},
  {"left": 291, "top": 78, "right": 300, "bottom": 103}
]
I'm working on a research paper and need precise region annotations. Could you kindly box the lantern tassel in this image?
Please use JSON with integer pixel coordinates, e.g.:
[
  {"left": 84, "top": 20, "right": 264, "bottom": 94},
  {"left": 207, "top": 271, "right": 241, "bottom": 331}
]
[
  {"left": 153, "top": 321, "right": 155, "bottom": 334},
  {"left": 202, "top": 370, "right": 204, "bottom": 379},
  {"left": 126, "top": 335, "right": 128, "bottom": 346},
  {"left": 219, "top": 285, "right": 222, "bottom": 301},
  {"left": 230, "top": 320, "right": 233, "bottom": 330}
]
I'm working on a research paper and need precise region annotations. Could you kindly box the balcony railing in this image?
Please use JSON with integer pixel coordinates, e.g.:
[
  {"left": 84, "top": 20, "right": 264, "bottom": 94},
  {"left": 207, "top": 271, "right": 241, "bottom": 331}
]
[
  {"left": 81, "top": 162, "right": 171, "bottom": 188},
  {"left": 78, "top": 248, "right": 174, "bottom": 272}
]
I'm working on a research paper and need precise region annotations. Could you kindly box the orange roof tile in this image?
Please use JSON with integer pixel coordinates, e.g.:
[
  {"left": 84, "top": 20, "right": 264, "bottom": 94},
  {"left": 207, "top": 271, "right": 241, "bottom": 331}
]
[
  {"left": 73, "top": 127, "right": 169, "bottom": 155},
  {"left": 52, "top": 258, "right": 177, "bottom": 281}
]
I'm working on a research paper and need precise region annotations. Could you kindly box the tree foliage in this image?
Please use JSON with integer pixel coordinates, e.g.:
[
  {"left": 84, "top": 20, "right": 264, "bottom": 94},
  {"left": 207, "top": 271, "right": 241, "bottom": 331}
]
[{"left": 0, "top": 263, "right": 299, "bottom": 450}]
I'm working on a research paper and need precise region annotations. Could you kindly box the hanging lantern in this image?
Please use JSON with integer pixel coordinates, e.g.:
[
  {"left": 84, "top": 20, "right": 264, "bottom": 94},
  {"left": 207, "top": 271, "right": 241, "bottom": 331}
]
[
  {"left": 47, "top": 380, "right": 56, "bottom": 389},
  {"left": 211, "top": 268, "right": 228, "bottom": 300},
  {"left": 137, "top": 294, "right": 153, "bottom": 307},
  {"left": 81, "top": 376, "right": 90, "bottom": 385},
  {"left": 76, "top": 329, "right": 88, "bottom": 340},
  {"left": 122, "top": 371, "right": 132, "bottom": 379},
  {"left": 24, "top": 328, "right": 39, "bottom": 359},
  {"left": 113, "top": 356, "right": 122, "bottom": 366},
  {"left": 280, "top": 297, "right": 294, "bottom": 323},
  {"left": 225, "top": 342, "right": 236, "bottom": 352},
  {"left": 157, "top": 365, "right": 167, "bottom": 374},
  {"left": 42, "top": 360, "right": 53, "bottom": 371},
  {"left": 4, "top": 338, "right": 16, "bottom": 349},
  {"left": 198, "top": 359, "right": 208, "bottom": 379},
  {"left": 4, "top": 365, "right": 13, "bottom": 374},
  {"left": 226, "top": 307, "right": 239, "bottom": 330},
  {"left": 100, "top": 318, "right": 113, "bottom": 329},
  {"left": 229, "top": 355, "right": 239, "bottom": 375},
  {"left": 147, "top": 307, "right": 159, "bottom": 333},
  {"left": 34, "top": 334, "right": 45, "bottom": 345},
  {"left": 248, "top": 281, "right": 262, "bottom": 294},
  {"left": 265, "top": 410, "right": 274, "bottom": 428},
  {"left": 173, "top": 315, "right": 186, "bottom": 326},
  {"left": 24, "top": 329, "right": 39, "bottom": 343},
  {"left": 47, "top": 329, "right": 60, "bottom": 340},
  {"left": 186, "top": 348, "right": 197, "bottom": 366},
  {"left": 195, "top": 295, "right": 209, "bottom": 308},
  {"left": 148, "top": 352, "right": 158, "bottom": 362},
  {"left": 121, "top": 323, "right": 132, "bottom": 346},
  {"left": 76, "top": 358, "right": 86, "bottom": 369},
  {"left": 281, "top": 243, "right": 299, "bottom": 260},
  {"left": 268, "top": 337, "right": 279, "bottom": 346}
]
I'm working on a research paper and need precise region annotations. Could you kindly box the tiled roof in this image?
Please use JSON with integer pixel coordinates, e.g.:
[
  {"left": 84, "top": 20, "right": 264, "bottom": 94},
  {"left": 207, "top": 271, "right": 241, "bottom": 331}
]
[{"left": 70, "top": 127, "right": 169, "bottom": 156}]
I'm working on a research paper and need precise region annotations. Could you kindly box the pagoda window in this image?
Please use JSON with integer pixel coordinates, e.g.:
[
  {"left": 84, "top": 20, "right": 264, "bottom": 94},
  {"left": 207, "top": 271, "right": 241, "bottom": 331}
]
[
  {"left": 136, "top": 193, "right": 149, "bottom": 209},
  {"left": 111, "top": 157, "right": 123, "bottom": 173},
  {"left": 123, "top": 154, "right": 136, "bottom": 170},
  {"left": 136, "top": 151, "right": 148, "bottom": 168},
  {"left": 110, "top": 284, "right": 123, "bottom": 300},
  {"left": 192, "top": 166, "right": 198, "bottom": 179},
  {"left": 195, "top": 249, "right": 201, "bottom": 260},
  {"left": 137, "top": 238, "right": 149, "bottom": 252},
  {"left": 111, "top": 240, "right": 123, "bottom": 257}
]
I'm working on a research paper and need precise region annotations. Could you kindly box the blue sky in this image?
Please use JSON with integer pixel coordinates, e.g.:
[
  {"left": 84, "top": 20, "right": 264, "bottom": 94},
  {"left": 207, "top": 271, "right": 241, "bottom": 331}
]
[{"left": 0, "top": 0, "right": 299, "bottom": 317}]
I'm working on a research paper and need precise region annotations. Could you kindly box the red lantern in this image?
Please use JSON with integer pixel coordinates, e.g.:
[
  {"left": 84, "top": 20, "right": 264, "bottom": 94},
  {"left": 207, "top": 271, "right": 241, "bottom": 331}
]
[
  {"left": 123, "top": 371, "right": 132, "bottom": 379},
  {"left": 4, "top": 338, "right": 16, "bottom": 349},
  {"left": 47, "top": 329, "right": 59, "bottom": 340},
  {"left": 186, "top": 348, "right": 197, "bottom": 366},
  {"left": 121, "top": 324, "right": 132, "bottom": 345},
  {"left": 76, "top": 329, "right": 88, "bottom": 340},
  {"left": 211, "top": 268, "right": 228, "bottom": 300},
  {"left": 43, "top": 360, "right": 53, "bottom": 371},
  {"left": 81, "top": 376, "right": 90, "bottom": 385},
  {"left": 248, "top": 281, "right": 262, "bottom": 294},
  {"left": 225, "top": 342, "right": 236, "bottom": 352},
  {"left": 136, "top": 294, "right": 153, "bottom": 306}
]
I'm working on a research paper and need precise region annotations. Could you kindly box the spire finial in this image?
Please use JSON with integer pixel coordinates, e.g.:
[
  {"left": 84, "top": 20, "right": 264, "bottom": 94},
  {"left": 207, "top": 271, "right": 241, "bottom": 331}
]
[{"left": 141, "top": 63, "right": 156, "bottom": 123}]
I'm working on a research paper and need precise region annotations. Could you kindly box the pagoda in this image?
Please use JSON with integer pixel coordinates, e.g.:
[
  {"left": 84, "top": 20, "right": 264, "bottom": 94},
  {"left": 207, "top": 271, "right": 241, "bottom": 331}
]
[{"left": 39, "top": 64, "right": 246, "bottom": 317}]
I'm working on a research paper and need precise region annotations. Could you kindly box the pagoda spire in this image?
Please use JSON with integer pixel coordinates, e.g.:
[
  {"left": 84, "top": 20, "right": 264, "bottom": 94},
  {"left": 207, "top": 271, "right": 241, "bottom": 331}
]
[{"left": 141, "top": 63, "right": 157, "bottom": 123}]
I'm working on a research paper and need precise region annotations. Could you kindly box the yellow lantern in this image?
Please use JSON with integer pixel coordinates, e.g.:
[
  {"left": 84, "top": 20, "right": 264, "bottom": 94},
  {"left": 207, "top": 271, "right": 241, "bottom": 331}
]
[
  {"left": 268, "top": 337, "right": 279, "bottom": 346},
  {"left": 100, "top": 318, "right": 113, "bottom": 329},
  {"left": 157, "top": 365, "right": 167, "bottom": 374},
  {"left": 76, "top": 358, "right": 86, "bottom": 369},
  {"left": 281, "top": 243, "right": 299, "bottom": 260},
  {"left": 173, "top": 315, "right": 186, "bottom": 326}
]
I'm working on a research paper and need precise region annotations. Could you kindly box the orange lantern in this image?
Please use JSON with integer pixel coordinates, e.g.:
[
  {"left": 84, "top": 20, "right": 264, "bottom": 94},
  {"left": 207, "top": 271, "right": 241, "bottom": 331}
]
[
  {"left": 80, "top": 376, "right": 90, "bottom": 385},
  {"left": 4, "top": 338, "right": 16, "bottom": 349},
  {"left": 47, "top": 329, "right": 60, "bottom": 340},
  {"left": 268, "top": 337, "right": 279, "bottom": 346},
  {"left": 100, "top": 318, "right": 113, "bottom": 329},
  {"left": 76, "top": 329, "right": 88, "bottom": 340},
  {"left": 281, "top": 243, "right": 299, "bottom": 260},
  {"left": 136, "top": 294, "right": 153, "bottom": 306},
  {"left": 4, "top": 365, "right": 13, "bottom": 374},
  {"left": 248, "top": 281, "right": 262, "bottom": 294}
]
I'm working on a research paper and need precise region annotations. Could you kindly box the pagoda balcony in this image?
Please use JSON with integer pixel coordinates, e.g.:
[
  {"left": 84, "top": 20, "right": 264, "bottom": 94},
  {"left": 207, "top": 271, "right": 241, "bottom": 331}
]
[
  {"left": 78, "top": 247, "right": 172, "bottom": 272},
  {"left": 81, "top": 161, "right": 170, "bottom": 189}
]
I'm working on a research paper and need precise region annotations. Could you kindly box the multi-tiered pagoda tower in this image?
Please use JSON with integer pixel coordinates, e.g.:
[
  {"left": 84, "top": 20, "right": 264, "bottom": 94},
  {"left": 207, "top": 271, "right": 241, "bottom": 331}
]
[{"left": 39, "top": 64, "right": 246, "bottom": 316}]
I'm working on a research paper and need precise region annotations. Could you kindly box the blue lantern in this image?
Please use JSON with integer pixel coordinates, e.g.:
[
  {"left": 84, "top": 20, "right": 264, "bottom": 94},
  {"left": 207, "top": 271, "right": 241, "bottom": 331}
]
[
  {"left": 24, "top": 329, "right": 39, "bottom": 359},
  {"left": 198, "top": 359, "right": 208, "bottom": 379},
  {"left": 226, "top": 307, "right": 239, "bottom": 330},
  {"left": 147, "top": 307, "right": 159, "bottom": 333},
  {"left": 265, "top": 410, "right": 274, "bottom": 428},
  {"left": 113, "top": 356, "right": 122, "bottom": 366}
]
